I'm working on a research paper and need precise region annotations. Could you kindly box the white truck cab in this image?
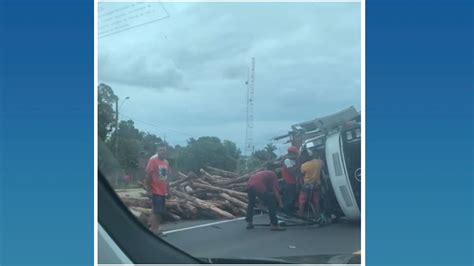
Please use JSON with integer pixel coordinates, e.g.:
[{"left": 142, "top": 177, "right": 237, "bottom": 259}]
[
  {"left": 324, "top": 127, "right": 360, "bottom": 220},
  {"left": 296, "top": 107, "right": 361, "bottom": 221}
]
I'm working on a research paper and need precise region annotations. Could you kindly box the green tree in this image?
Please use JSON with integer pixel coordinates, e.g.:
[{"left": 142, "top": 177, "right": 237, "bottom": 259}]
[
  {"left": 97, "top": 84, "right": 246, "bottom": 186},
  {"left": 245, "top": 155, "right": 266, "bottom": 171},
  {"left": 252, "top": 143, "right": 277, "bottom": 161},
  {"left": 264, "top": 143, "right": 277, "bottom": 160},
  {"left": 98, "top": 138, "right": 121, "bottom": 184},
  {"left": 242, "top": 143, "right": 278, "bottom": 172},
  {"left": 222, "top": 140, "right": 241, "bottom": 170},
  {"left": 98, "top": 83, "right": 117, "bottom": 141},
  {"left": 142, "top": 133, "right": 163, "bottom": 159},
  {"left": 252, "top": 149, "right": 269, "bottom": 161},
  {"left": 176, "top": 137, "right": 240, "bottom": 173},
  {"left": 109, "top": 120, "right": 143, "bottom": 179}
]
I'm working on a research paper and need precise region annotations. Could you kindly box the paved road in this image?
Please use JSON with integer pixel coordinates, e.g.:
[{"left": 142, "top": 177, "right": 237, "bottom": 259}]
[{"left": 160, "top": 215, "right": 360, "bottom": 260}]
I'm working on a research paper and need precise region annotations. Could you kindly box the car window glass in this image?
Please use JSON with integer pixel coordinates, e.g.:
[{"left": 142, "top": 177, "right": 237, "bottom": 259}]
[{"left": 98, "top": 2, "right": 362, "bottom": 262}]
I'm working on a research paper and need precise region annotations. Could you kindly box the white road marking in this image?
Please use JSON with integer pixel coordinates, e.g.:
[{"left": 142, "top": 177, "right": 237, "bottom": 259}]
[{"left": 163, "top": 217, "right": 246, "bottom": 235}]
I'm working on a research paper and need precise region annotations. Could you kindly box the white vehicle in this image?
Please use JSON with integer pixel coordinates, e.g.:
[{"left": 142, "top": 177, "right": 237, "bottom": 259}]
[
  {"left": 276, "top": 106, "right": 361, "bottom": 220},
  {"left": 302, "top": 122, "right": 361, "bottom": 220}
]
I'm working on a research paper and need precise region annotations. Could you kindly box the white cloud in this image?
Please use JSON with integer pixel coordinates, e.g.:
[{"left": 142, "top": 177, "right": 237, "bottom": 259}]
[{"left": 99, "top": 2, "right": 361, "bottom": 151}]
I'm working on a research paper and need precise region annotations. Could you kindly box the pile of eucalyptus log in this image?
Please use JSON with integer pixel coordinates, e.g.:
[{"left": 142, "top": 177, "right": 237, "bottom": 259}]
[{"left": 116, "top": 166, "right": 264, "bottom": 225}]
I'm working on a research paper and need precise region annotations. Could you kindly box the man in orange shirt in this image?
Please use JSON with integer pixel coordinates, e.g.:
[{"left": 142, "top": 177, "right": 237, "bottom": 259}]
[
  {"left": 145, "top": 144, "right": 171, "bottom": 235},
  {"left": 298, "top": 150, "right": 324, "bottom": 217}
]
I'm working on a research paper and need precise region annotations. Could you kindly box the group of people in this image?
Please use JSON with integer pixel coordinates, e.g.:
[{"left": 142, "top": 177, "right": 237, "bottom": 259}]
[
  {"left": 143, "top": 144, "right": 325, "bottom": 235},
  {"left": 245, "top": 146, "right": 325, "bottom": 231}
]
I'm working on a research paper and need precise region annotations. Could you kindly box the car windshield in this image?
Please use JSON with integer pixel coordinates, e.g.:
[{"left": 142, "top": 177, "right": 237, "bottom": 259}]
[{"left": 98, "top": 1, "right": 361, "bottom": 263}]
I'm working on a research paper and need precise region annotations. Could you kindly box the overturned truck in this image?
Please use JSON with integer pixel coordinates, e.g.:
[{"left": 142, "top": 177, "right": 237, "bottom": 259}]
[{"left": 274, "top": 106, "right": 361, "bottom": 220}]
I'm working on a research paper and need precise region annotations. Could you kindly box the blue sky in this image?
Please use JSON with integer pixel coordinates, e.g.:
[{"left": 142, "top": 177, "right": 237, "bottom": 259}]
[{"left": 99, "top": 2, "right": 361, "bottom": 156}]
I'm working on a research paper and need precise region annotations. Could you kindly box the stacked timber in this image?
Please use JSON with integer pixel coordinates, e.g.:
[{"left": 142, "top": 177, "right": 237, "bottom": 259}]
[{"left": 116, "top": 166, "right": 265, "bottom": 225}]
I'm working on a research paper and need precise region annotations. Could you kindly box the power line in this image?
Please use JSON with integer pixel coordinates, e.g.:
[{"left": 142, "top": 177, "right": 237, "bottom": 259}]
[
  {"left": 120, "top": 113, "right": 196, "bottom": 138},
  {"left": 120, "top": 113, "right": 272, "bottom": 149}
]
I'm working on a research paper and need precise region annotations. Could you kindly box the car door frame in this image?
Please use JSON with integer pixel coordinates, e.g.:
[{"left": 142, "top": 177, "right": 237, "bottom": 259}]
[{"left": 98, "top": 170, "right": 204, "bottom": 264}]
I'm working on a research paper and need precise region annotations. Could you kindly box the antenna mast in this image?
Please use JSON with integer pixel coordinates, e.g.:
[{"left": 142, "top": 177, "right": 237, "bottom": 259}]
[{"left": 245, "top": 57, "right": 255, "bottom": 156}]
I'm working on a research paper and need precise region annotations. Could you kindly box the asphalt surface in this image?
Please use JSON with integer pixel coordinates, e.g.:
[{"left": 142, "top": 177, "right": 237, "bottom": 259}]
[{"left": 160, "top": 215, "right": 361, "bottom": 260}]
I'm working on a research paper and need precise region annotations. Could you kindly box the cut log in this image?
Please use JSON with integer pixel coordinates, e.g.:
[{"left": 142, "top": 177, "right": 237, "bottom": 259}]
[
  {"left": 228, "top": 183, "right": 247, "bottom": 192},
  {"left": 120, "top": 196, "right": 192, "bottom": 216},
  {"left": 192, "top": 183, "right": 247, "bottom": 198},
  {"left": 199, "top": 169, "right": 228, "bottom": 185},
  {"left": 140, "top": 191, "right": 152, "bottom": 198},
  {"left": 130, "top": 207, "right": 152, "bottom": 223},
  {"left": 192, "top": 179, "right": 212, "bottom": 186},
  {"left": 138, "top": 181, "right": 152, "bottom": 193},
  {"left": 228, "top": 187, "right": 247, "bottom": 193},
  {"left": 116, "top": 188, "right": 148, "bottom": 197},
  {"left": 177, "top": 171, "right": 188, "bottom": 179},
  {"left": 204, "top": 192, "right": 220, "bottom": 199},
  {"left": 130, "top": 204, "right": 184, "bottom": 220},
  {"left": 164, "top": 199, "right": 181, "bottom": 209},
  {"left": 219, "top": 193, "right": 248, "bottom": 209},
  {"left": 167, "top": 172, "right": 187, "bottom": 185},
  {"left": 130, "top": 207, "right": 147, "bottom": 217},
  {"left": 221, "top": 174, "right": 249, "bottom": 185},
  {"left": 188, "top": 190, "right": 208, "bottom": 198},
  {"left": 129, "top": 207, "right": 149, "bottom": 225},
  {"left": 221, "top": 168, "right": 264, "bottom": 186},
  {"left": 173, "top": 181, "right": 190, "bottom": 190},
  {"left": 188, "top": 188, "right": 206, "bottom": 194},
  {"left": 182, "top": 201, "right": 198, "bottom": 215},
  {"left": 167, "top": 212, "right": 182, "bottom": 221},
  {"left": 231, "top": 207, "right": 242, "bottom": 216},
  {"left": 198, "top": 209, "right": 223, "bottom": 219},
  {"left": 170, "top": 172, "right": 198, "bottom": 187},
  {"left": 170, "top": 188, "right": 234, "bottom": 219},
  {"left": 130, "top": 208, "right": 142, "bottom": 217},
  {"left": 120, "top": 197, "right": 151, "bottom": 209},
  {"left": 206, "top": 166, "right": 239, "bottom": 178},
  {"left": 131, "top": 206, "right": 152, "bottom": 215},
  {"left": 207, "top": 199, "right": 233, "bottom": 210},
  {"left": 233, "top": 194, "right": 249, "bottom": 204}
]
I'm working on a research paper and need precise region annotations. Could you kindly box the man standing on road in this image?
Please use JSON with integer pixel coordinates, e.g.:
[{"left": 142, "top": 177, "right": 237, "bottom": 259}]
[
  {"left": 298, "top": 150, "right": 324, "bottom": 217},
  {"left": 245, "top": 166, "right": 286, "bottom": 231},
  {"left": 282, "top": 146, "right": 299, "bottom": 213},
  {"left": 145, "top": 144, "right": 171, "bottom": 235}
]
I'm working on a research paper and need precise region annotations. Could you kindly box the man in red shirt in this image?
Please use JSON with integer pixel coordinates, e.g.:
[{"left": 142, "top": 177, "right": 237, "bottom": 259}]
[
  {"left": 282, "top": 146, "right": 299, "bottom": 213},
  {"left": 145, "top": 144, "right": 171, "bottom": 235},
  {"left": 245, "top": 166, "right": 285, "bottom": 231}
]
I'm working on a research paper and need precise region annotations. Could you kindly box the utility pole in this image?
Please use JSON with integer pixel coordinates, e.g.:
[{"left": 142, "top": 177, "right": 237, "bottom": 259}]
[
  {"left": 114, "top": 96, "right": 119, "bottom": 187},
  {"left": 115, "top": 97, "right": 119, "bottom": 155},
  {"left": 114, "top": 95, "right": 129, "bottom": 187}
]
